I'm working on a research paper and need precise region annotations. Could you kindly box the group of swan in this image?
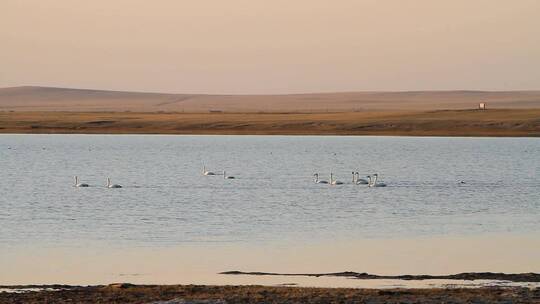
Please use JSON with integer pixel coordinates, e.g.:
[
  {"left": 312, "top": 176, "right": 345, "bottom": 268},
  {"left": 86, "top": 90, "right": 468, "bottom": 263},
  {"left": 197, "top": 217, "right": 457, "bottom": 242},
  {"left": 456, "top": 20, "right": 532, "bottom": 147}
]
[
  {"left": 76, "top": 169, "right": 384, "bottom": 189},
  {"left": 313, "top": 172, "right": 387, "bottom": 187},
  {"left": 74, "top": 176, "right": 122, "bottom": 188},
  {"left": 203, "top": 166, "right": 235, "bottom": 179},
  {"left": 313, "top": 173, "right": 344, "bottom": 185}
]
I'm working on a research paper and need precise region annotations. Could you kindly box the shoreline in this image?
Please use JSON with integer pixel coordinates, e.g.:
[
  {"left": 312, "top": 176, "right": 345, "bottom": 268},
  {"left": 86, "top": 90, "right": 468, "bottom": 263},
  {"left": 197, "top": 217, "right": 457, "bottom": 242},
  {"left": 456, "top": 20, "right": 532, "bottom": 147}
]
[
  {"left": 1, "top": 284, "right": 539, "bottom": 303},
  {"left": 0, "top": 109, "right": 539, "bottom": 137}
]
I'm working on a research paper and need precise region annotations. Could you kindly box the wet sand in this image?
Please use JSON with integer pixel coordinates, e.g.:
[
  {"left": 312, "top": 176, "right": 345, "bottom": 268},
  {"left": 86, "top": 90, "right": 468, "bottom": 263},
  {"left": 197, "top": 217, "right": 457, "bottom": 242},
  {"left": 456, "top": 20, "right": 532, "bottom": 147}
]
[
  {"left": 0, "top": 109, "right": 539, "bottom": 136},
  {"left": 1, "top": 284, "right": 539, "bottom": 303}
]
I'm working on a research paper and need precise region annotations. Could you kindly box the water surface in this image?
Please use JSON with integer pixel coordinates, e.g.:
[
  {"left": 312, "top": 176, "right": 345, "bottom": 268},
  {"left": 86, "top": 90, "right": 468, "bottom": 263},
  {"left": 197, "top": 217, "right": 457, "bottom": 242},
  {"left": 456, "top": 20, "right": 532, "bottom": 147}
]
[{"left": 0, "top": 135, "right": 539, "bottom": 286}]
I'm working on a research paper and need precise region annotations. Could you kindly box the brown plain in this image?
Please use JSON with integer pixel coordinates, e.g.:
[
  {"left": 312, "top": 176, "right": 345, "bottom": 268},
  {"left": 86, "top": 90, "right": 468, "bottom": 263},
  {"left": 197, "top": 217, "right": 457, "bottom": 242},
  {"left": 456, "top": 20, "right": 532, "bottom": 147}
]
[{"left": 1, "top": 86, "right": 539, "bottom": 136}]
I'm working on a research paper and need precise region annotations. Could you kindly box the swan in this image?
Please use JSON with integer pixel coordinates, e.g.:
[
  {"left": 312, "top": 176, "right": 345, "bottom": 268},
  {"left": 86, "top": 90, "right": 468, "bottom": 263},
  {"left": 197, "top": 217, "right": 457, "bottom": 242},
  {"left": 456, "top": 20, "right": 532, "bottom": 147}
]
[
  {"left": 107, "top": 178, "right": 122, "bottom": 188},
  {"left": 369, "top": 173, "right": 387, "bottom": 187},
  {"left": 355, "top": 172, "right": 369, "bottom": 185},
  {"left": 223, "top": 171, "right": 235, "bottom": 179},
  {"left": 313, "top": 173, "right": 328, "bottom": 184},
  {"left": 74, "top": 176, "right": 89, "bottom": 187},
  {"left": 330, "top": 173, "right": 343, "bottom": 185},
  {"left": 202, "top": 166, "right": 216, "bottom": 176}
]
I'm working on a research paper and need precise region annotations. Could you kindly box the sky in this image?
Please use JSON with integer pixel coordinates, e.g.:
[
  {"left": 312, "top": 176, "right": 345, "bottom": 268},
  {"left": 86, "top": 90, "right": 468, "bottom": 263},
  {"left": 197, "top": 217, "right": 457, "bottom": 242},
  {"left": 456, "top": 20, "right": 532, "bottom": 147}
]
[{"left": 1, "top": 0, "right": 539, "bottom": 94}]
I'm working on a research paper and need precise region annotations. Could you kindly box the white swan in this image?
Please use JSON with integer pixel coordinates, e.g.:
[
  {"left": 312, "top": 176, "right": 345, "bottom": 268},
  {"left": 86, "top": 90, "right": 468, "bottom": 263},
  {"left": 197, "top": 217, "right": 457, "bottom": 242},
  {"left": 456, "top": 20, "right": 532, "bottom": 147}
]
[
  {"left": 74, "top": 176, "right": 89, "bottom": 187},
  {"left": 107, "top": 178, "right": 122, "bottom": 188},
  {"left": 223, "top": 171, "right": 235, "bottom": 179},
  {"left": 202, "top": 166, "right": 216, "bottom": 176},
  {"left": 369, "top": 173, "right": 387, "bottom": 187},
  {"left": 355, "top": 172, "right": 369, "bottom": 185},
  {"left": 330, "top": 173, "right": 343, "bottom": 185},
  {"left": 313, "top": 173, "right": 328, "bottom": 184}
]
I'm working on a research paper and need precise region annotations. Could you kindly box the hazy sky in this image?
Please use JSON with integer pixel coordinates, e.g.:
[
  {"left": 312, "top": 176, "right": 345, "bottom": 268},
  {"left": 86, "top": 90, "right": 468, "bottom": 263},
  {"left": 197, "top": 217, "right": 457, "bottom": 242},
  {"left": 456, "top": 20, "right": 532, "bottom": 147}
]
[{"left": 1, "top": 0, "right": 539, "bottom": 94}]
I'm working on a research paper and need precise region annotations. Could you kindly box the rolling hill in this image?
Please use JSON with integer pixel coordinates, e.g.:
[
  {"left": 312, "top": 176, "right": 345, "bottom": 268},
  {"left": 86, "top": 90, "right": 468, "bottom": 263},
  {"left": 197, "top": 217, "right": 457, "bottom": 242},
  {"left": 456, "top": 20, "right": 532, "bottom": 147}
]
[{"left": 1, "top": 86, "right": 539, "bottom": 112}]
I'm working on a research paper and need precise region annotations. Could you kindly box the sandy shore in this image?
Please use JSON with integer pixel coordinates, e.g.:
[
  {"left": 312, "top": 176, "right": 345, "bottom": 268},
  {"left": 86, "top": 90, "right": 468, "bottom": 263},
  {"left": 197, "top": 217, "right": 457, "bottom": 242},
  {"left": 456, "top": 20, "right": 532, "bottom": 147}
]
[
  {"left": 0, "top": 109, "right": 539, "bottom": 136},
  {"left": 1, "top": 284, "right": 539, "bottom": 303}
]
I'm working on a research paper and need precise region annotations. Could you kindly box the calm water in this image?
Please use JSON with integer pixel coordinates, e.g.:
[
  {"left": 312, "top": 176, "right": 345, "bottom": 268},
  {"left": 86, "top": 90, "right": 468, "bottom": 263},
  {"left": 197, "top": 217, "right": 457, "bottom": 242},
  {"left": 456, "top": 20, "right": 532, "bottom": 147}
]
[
  {"left": 1, "top": 135, "right": 540, "bottom": 286},
  {"left": 1, "top": 135, "right": 539, "bottom": 248}
]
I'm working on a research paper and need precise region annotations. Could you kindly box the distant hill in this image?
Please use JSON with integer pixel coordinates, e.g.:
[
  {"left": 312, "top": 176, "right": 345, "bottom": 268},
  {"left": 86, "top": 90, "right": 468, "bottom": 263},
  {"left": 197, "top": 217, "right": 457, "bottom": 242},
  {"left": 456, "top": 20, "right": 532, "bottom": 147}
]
[{"left": 1, "top": 86, "right": 539, "bottom": 112}]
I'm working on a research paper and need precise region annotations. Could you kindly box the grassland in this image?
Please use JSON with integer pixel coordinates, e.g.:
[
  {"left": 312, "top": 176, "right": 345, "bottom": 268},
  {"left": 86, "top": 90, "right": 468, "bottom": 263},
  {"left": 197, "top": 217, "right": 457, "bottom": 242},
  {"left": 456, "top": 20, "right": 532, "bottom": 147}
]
[
  {"left": 2, "top": 86, "right": 540, "bottom": 112},
  {"left": 1, "top": 86, "right": 539, "bottom": 136},
  {"left": 0, "top": 109, "right": 539, "bottom": 136}
]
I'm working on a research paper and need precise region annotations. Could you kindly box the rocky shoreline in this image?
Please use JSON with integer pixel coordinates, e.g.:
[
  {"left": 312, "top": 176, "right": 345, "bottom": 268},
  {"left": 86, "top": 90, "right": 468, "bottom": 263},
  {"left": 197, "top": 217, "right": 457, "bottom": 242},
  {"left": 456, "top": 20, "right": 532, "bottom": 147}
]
[{"left": 1, "top": 284, "right": 539, "bottom": 304}]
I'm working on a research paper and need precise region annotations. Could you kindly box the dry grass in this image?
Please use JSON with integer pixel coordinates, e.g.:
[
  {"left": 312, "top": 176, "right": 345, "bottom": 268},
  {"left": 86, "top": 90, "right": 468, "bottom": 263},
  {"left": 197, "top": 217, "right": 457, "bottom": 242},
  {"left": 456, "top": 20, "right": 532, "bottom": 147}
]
[
  {"left": 0, "top": 109, "right": 539, "bottom": 136},
  {"left": 2, "top": 86, "right": 540, "bottom": 112}
]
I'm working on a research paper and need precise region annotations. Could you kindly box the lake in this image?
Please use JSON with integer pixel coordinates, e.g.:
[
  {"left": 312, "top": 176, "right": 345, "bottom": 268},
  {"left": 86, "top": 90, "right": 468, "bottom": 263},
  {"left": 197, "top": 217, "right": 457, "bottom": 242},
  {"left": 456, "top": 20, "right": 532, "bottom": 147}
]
[{"left": 1, "top": 135, "right": 539, "bottom": 287}]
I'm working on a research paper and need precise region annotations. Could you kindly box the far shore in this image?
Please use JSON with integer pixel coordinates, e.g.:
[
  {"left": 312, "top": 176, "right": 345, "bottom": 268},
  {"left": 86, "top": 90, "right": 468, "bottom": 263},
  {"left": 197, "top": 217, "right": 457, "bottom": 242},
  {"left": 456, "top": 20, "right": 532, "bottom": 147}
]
[{"left": 0, "top": 109, "right": 539, "bottom": 137}]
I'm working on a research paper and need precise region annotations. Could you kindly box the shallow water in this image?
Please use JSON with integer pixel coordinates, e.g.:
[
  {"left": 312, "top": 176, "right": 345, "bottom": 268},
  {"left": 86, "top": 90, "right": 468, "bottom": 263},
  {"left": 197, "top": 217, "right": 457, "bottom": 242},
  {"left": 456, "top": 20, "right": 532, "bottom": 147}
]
[{"left": 0, "top": 135, "right": 539, "bottom": 286}]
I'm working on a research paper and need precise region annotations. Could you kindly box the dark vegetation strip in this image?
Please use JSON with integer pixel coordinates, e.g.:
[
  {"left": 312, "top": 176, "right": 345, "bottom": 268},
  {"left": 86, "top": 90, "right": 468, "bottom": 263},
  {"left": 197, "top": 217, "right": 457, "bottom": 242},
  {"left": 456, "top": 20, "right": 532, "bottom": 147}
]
[{"left": 220, "top": 271, "right": 540, "bottom": 282}]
